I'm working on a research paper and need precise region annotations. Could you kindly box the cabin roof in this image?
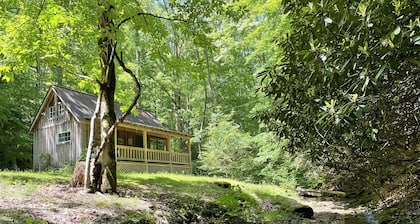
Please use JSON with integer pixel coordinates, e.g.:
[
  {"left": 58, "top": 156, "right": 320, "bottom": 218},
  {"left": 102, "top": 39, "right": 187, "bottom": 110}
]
[
  {"left": 29, "top": 86, "right": 191, "bottom": 137},
  {"left": 52, "top": 85, "right": 164, "bottom": 128}
]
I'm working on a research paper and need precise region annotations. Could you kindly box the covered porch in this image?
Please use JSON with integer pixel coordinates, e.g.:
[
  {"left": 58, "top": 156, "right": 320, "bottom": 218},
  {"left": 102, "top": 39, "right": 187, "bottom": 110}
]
[{"left": 115, "top": 122, "right": 192, "bottom": 173}]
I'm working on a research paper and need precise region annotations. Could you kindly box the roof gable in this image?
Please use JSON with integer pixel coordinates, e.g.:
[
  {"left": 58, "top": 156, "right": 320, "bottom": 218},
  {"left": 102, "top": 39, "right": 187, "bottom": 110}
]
[{"left": 30, "top": 85, "right": 165, "bottom": 132}]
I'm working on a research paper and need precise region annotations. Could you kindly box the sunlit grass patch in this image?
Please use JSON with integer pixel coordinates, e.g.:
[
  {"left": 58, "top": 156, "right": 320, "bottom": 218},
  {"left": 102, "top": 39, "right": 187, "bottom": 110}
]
[
  {"left": 0, "top": 170, "right": 71, "bottom": 196},
  {"left": 0, "top": 170, "right": 71, "bottom": 184},
  {"left": 119, "top": 172, "right": 295, "bottom": 198}
]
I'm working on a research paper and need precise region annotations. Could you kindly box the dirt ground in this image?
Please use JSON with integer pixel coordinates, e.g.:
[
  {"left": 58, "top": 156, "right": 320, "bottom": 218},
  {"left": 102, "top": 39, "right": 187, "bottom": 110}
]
[
  {"left": 0, "top": 184, "right": 158, "bottom": 223},
  {"left": 0, "top": 183, "right": 371, "bottom": 224}
]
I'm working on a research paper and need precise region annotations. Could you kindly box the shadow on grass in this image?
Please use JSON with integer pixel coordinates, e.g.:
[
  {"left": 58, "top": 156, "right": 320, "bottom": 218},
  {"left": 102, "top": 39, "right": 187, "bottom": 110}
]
[{"left": 0, "top": 209, "right": 47, "bottom": 224}]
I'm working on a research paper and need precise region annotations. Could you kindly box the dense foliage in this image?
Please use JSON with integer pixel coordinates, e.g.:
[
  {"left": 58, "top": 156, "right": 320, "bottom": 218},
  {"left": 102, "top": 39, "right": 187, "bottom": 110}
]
[
  {"left": 259, "top": 0, "right": 419, "bottom": 205},
  {"left": 0, "top": 74, "right": 34, "bottom": 169},
  {"left": 200, "top": 113, "right": 321, "bottom": 188}
]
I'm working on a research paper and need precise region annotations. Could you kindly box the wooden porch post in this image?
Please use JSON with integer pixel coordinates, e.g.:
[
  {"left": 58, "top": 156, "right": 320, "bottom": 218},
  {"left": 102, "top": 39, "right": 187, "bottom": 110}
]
[
  {"left": 187, "top": 138, "right": 191, "bottom": 164},
  {"left": 114, "top": 127, "right": 118, "bottom": 162},
  {"left": 143, "top": 130, "right": 148, "bottom": 172},
  {"left": 167, "top": 136, "right": 172, "bottom": 172}
]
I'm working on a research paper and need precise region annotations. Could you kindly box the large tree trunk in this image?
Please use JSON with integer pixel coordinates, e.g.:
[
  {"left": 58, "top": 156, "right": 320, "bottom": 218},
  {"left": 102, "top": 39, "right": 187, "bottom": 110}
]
[
  {"left": 74, "top": 2, "right": 142, "bottom": 194},
  {"left": 70, "top": 2, "right": 143, "bottom": 194},
  {"left": 99, "top": 83, "right": 117, "bottom": 193},
  {"left": 95, "top": 2, "right": 117, "bottom": 193}
]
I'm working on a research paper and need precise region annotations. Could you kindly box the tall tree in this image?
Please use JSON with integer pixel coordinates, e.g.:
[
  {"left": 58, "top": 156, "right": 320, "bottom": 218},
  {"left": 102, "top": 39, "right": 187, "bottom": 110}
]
[
  {"left": 83, "top": 0, "right": 229, "bottom": 193},
  {"left": 1, "top": 0, "right": 237, "bottom": 192}
]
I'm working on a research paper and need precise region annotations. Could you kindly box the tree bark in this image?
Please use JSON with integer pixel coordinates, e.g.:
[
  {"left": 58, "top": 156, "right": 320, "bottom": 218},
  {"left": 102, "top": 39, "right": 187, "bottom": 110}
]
[
  {"left": 72, "top": 2, "right": 150, "bottom": 194},
  {"left": 96, "top": 2, "right": 117, "bottom": 193},
  {"left": 83, "top": 93, "right": 101, "bottom": 191},
  {"left": 99, "top": 83, "right": 117, "bottom": 193}
]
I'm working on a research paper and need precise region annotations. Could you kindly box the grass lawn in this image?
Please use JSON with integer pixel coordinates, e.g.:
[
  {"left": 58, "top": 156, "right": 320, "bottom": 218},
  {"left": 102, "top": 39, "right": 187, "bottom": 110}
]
[{"left": 0, "top": 170, "right": 305, "bottom": 223}]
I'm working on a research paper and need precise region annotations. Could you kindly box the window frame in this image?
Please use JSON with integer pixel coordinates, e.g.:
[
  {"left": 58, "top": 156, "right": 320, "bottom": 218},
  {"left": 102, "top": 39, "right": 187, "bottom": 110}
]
[
  {"left": 58, "top": 103, "right": 65, "bottom": 117},
  {"left": 57, "top": 131, "right": 71, "bottom": 144},
  {"left": 49, "top": 106, "right": 55, "bottom": 119}
]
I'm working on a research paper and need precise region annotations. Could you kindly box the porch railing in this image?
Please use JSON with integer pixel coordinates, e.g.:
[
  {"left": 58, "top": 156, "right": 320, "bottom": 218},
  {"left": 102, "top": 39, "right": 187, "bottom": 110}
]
[{"left": 116, "top": 145, "right": 190, "bottom": 165}]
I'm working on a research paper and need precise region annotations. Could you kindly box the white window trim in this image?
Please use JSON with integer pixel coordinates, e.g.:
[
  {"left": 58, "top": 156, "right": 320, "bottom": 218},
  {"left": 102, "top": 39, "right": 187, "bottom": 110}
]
[
  {"left": 49, "top": 106, "right": 55, "bottom": 119},
  {"left": 58, "top": 103, "right": 65, "bottom": 117},
  {"left": 57, "top": 131, "right": 71, "bottom": 144}
]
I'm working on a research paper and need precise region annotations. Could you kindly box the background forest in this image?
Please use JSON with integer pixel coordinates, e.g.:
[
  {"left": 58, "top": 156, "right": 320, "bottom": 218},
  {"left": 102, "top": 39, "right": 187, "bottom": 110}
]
[{"left": 0, "top": 0, "right": 418, "bottom": 221}]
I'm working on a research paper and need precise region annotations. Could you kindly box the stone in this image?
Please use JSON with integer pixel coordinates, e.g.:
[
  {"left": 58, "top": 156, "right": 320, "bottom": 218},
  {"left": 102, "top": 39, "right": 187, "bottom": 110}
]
[
  {"left": 293, "top": 205, "right": 314, "bottom": 218},
  {"left": 214, "top": 181, "right": 231, "bottom": 188}
]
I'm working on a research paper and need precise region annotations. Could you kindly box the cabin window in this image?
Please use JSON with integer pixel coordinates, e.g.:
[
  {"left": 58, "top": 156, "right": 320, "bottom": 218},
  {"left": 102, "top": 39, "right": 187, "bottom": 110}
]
[
  {"left": 127, "top": 132, "right": 134, "bottom": 146},
  {"left": 49, "top": 106, "right": 55, "bottom": 119},
  {"left": 57, "top": 131, "right": 71, "bottom": 144},
  {"left": 171, "top": 138, "right": 188, "bottom": 153},
  {"left": 148, "top": 136, "right": 166, "bottom": 150},
  {"left": 58, "top": 103, "right": 65, "bottom": 116},
  {"left": 134, "top": 135, "right": 143, "bottom": 147},
  {"left": 117, "top": 130, "right": 143, "bottom": 148}
]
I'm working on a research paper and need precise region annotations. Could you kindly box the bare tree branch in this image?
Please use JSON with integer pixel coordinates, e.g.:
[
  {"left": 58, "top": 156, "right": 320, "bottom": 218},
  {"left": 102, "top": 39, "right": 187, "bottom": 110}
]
[
  {"left": 63, "top": 68, "right": 96, "bottom": 81},
  {"left": 115, "top": 53, "right": 142, "bottom": 123},
  {"left": 117, "top": 12, "right": 187, "bottom": 29}
]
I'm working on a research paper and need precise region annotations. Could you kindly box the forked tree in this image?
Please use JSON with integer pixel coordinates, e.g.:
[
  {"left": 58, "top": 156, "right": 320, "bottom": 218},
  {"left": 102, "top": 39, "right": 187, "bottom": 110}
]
[
  {"left": 1, "top": 0, "right": 234, "bottom": 193},
  {"left": 82, "top": 1, "right": 228, "bottom": 193}
]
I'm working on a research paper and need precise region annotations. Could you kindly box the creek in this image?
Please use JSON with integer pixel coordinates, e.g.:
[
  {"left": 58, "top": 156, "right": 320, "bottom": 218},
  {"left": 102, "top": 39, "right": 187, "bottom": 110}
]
[{"left": 298, "top": 196, "right": 379, "bottom": 224}]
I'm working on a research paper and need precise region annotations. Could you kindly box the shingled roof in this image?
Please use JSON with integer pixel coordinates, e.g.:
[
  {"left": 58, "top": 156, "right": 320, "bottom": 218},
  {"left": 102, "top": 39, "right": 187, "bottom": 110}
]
[{"left": 30, "top": 85, "right": 165, "bottom": 132}]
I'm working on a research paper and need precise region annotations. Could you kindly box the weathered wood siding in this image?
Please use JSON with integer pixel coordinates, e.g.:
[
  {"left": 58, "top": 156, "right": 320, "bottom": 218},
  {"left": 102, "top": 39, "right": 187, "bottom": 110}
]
[{"left": 32, "top": 103, "right": 83, "bottom": 170}]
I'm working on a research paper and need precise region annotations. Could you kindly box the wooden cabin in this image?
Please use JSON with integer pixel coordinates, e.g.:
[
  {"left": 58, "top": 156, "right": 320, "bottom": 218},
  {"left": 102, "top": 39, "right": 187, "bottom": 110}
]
[{"left": 30, "top": 85, "right": 192, "bottom": 173}]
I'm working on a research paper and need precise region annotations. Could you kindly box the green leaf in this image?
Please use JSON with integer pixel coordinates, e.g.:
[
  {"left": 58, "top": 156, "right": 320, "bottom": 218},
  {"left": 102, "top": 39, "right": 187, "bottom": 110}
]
[
  {"left": 393, "top": 26, "right": 401, "bottom": 35},
  {"left": 324, "top": 17, "right": 332, "bottom": 26},
  {"left": 374, "top": 64, "right": 386, "bottom": 80},
  {"left": 408, "top": 58, "right": 420, "bottom": 66},
  {"left": 357, "top": 3, "right": 367, "bottom": 17},
  {"left": 315, "top": 113, "right": 329, "bottom": 125},
  {"left": 412, "top": 35, "right": 420, "bottom": 45},
  {"left": 362, "top": 76, "right": 370, "bottom": 92}
]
